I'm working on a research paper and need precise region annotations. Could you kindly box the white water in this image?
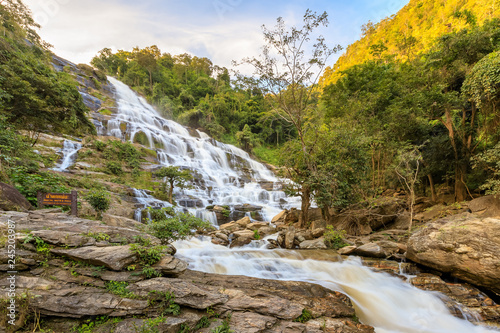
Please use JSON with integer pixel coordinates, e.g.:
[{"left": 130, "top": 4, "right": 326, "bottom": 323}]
[
  {"left": 106, "top": 77, "right": 300, "bottom": 224},
  {"left": 174, "top": 237, "right": 497, "bottom": 333},
  {"left": 52, "top": 140, "right": 82, "bottom": 172}
]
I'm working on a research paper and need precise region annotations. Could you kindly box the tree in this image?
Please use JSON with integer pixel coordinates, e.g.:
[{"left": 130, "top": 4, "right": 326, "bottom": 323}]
[
  {"left": 239, "top": 9, "right": 341, "bottom": 226},
  {"left": 154, "top": 166, "right": 192, "bottom": 204},
  {"left": 85, "top": 189, "right": 111, "bottom": 220},
  {"left": 394, "top": 145, "right": 423, "bottom": 231}
]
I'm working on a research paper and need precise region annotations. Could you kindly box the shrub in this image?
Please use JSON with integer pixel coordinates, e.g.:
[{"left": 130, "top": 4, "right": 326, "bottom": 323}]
[
  {"left": 105, "top": 161, "right": 123, "bottom": 175},
  {"left": 324, "top": 227, "right": 348, "bottom": 250},
  {"left": 85, "top": 189, "right": 111, "bottom": 219},
  {"left": 293, "top": 309, "right": 313, "bottom": 323},
  {"left": 147, "top": 210, "right": 212, "bottom": 244}
]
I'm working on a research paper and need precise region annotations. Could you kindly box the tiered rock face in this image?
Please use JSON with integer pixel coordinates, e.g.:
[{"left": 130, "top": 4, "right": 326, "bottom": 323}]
[{"left": 0, "top": 209, "right": 373, "bottom": 333}]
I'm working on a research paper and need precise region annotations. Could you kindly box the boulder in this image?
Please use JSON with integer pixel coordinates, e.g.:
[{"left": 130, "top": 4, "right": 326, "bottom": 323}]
[
  {"left": 469, "top": 195, "right": 500, "bottom": 218},
  {"left": 219, "top": 221, "right": 241, "bottom": 232},
  {"left": 312, "top": 228, "right": 326, "bottom": 238},
  {"left": 51, "top": 245, "right": 137, "bottom": 271},
  {"left": 229, "top": 237, "right": 253, "bottom": 248},
  {"left": 230, "top": 312, "right": 277, "bottom": 333},
  {"left": 235, "top": 216, "right": 251, "bottom": 227},
  {"left": 247, "top": 222, "right": 269, "bottom": 230},
  {"left": 152, "top": 255, "right": 188, "bottom": 276},
  {"left": 232, "top": 229, "right": 255, "bottom": 239},
  {"left": 0, "top": 182, "right": 31, "bottom": 211},
  {"left": 271, "top": 210, "right": 286, "bottom": 223},
  {"left": 353, "top": 241, "right": 399, "bottom": 258},
  {"left": 338, "top": 245, "right": 357, "bottom": 255},
  {"left": 299, "top": 238, "right": 327, "bottom": 249},
  {"left": 407, "top": 214, "right": 500, "bottom": 295},
  {"left": 285, "top": 226, "right": 296, "bottom": 249}
]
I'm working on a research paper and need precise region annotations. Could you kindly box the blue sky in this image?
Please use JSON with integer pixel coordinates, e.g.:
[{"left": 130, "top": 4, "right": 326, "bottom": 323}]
[{"left": 23, "top": 0, "right": 408, "bottom": 73}]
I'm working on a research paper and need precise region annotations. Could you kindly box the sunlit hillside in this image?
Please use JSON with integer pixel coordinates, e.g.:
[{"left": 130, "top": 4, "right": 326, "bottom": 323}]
[{"left": 320, "top": 0, "right": 500, "bottom": 86}]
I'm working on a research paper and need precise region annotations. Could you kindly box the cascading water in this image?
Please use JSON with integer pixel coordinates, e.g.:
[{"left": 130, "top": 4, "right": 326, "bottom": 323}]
[
  {"left": 174, "top": 237, "right": 498, "bottom": 333},
  {"left": 52, "top": 140, "right": 82, "bottom": 172},
  {"left": 106, "top": 77, "right": 300, "bottom": 224}
]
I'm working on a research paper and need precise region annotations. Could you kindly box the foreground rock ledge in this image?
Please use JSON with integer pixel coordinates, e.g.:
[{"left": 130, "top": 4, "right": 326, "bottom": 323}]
[{"left": 407, "top": 213, "right": 500, "bottom": 295}]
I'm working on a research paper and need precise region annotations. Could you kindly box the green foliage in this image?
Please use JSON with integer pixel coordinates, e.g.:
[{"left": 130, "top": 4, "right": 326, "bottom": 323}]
[
  {"left": 142, "top": 265, "right": 162, "bottom": 279},
  {"left": 105, "top": 161, "right": 123, "bottom": 175},
  {"left": 9, "top": 166, "right": 69, "bottom": 206},
  {"left": 324, "top": 227, "right": 348, "bottom": 250},
  {"left": 253, "top": 229, "right": 261, "bottom": 240},
  {"left": 293, "top": 309, "right": 313, "bottom": 323},
  {"left": 147, "top": 210, "right": 212, "bottom": 244},
  {"left": 148, "top": 290, "right": 181, "bottom": 316},
  {"left": 0, "top": 4, "right": 95, "bottom": 137},
  {"left": 105, "top": 281, "right": 136, "bottom": 299},
  {"left": 93, "top": 140, "right": 107, "bottom": 152},
  {"left": 195, "top": 316, "right": 211, "bottom": 330},
  {"left": 73, "top": 316, "right": 123, "bottom": 333},
  {"left": 153, "top": 166, "right": 193, "bottom": 204},
  {"left": 210, "top": 314, "right": 233, "bottom": 333},
  {"left": 84, "top": 189, "right": 111, "bottom": 219},
  {"left": 133, "top": 316, "right": 167, "bottom": 333},
  {"left": 86, "top": 232, "right": 110, "bottom": 242},
  {"left": 130, "top": 244, "right": 165, "bottom": 266}
]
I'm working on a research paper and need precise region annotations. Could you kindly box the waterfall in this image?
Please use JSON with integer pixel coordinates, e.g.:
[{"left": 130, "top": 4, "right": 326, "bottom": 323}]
[
  {"left": 106, "top": 77, "right": 300, "bottom": 224},
  {"left": 174, "top": 237, "right": 498, "bottom": 333},
  {"left": 52, "top": 140, "right": 82, "bottom": 172}
]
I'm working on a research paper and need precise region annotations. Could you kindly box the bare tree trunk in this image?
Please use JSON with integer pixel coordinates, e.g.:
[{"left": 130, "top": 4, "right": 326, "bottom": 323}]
[
  {"left": 427, "top": 174, "right": 437, "bottom": 202},
  {"left": 454, "top": 162, "right": 468, "bottom": 202},
  {"left": 299, "top": 185, "right": 311, "bottom": 228},
  {"left": 168, "top": 180, "right": 174, "bottom": 204}
]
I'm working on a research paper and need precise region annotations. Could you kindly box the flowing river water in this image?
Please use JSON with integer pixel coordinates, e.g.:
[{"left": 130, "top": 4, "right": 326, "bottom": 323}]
[{"left": 104, "top": 77, "right": 498, "bottom": 333}]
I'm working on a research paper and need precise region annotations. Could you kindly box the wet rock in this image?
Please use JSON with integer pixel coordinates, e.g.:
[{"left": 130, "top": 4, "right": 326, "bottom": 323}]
[
  {"left": 285, "top": 226, "right": 296, "bottom": 249},
  {"left": 299, "top": 238, "right": 327, "bottom": 249},
  {"left": 51, "top": 245, "right": 137, "bottom": 271},
  {"left": 215, "top": 232, "right": 229, "bottom": 242},
  {"left": 0, "top": 182, "right": 31, "bottom": 212},
  {"left": 233, "top": 229, "right": 254, "bottom": 239},
  {"left": 407, "top": 214, "right": 500, "bottom": 294},
  {"left": 229, "top": 236, "right": 253, "bottom": 248}
]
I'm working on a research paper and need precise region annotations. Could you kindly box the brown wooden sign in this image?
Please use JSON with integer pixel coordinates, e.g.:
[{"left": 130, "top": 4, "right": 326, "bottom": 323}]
[{"left": 37, "top": 191, "right": 78, "bottom": 216}]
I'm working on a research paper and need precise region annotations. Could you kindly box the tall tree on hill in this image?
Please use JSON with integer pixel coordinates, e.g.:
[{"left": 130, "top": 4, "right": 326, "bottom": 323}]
[{"left": 239, "top": 9, "right": 342, "bottom": 226}]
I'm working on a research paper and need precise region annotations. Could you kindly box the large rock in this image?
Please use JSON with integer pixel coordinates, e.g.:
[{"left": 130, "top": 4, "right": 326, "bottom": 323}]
[
  {"left": 353, "top": 241, "right": 399, "bottom": 259},
  {"left": 31, "top": 230, "right": 95, "bottom": 247},
  {"left": 102, "top": 214, "right": 144, "bottom": 229},
  {"left": 285, "top": 226, "right": 296, "bottom": 249},
  {"left": 407, "top": 214, "right": 500, "bottom": 295},
  {"left": 152, "top": 255, "right": 188, "bottom": 276},
  {"left": 129, "top": 278, "right": 228, "bottom": 309},
  {"left": 469, "top": 195, "right": 500, "bottom": 218},
  {"left": 299, "top": 238, "right": 327, "bottom": 249},
  {"left": 0, "top": 182, "right": 31, "bottom": 211},
  {"left": 51, "top": 245, "right": 137, "bottom": 271}
]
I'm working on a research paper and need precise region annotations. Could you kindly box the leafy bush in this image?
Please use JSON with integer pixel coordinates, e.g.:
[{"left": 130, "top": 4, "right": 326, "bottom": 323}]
[
  {"left": 94, "top": 140, "right": 107, "bottom": 152},
  {"left": 324, "top": 227, "right": 348, "bottom": 250},
  {"left": 129, "top": 244, "right": 165, "bottom": 266},
  {"left": 85, "top": 189, "right": 111, "bottom": 219},
  {"left": 9, "top": 167, "right": 69, "bottom": 206},
  {"left": 105, "top": 161, "right": 123, "bottom": 175},
  {"left": 147, "top": 210, "right": 212, "bottom": 244}
]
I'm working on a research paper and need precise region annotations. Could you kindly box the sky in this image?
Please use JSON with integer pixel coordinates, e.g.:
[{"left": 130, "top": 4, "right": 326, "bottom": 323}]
[{"left": 23, "top": 0, "right": 409, "bottom": 73}]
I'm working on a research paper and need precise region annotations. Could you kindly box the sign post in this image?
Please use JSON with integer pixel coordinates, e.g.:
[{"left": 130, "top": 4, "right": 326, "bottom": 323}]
[{"left": 37, "top": 191, "right": 78, "bottom": 216}]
